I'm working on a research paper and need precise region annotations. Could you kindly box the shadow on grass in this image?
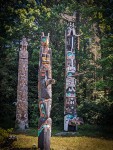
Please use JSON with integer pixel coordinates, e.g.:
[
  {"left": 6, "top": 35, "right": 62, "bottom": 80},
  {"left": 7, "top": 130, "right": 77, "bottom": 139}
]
[
  {"left": 1, "top": 148, "right": 34, "bottom": 150},
  {"left": 13, "top": 125, "right": 113, "bottom": 140},
  {"left": 13, "top": 128, "right": 38, "bottom": 137},
  {"left": 52, "top": 124, "right": 113, "bottom": 140},
  {"left": 77, "top": 124, "right": 113, "bottom": 139}
]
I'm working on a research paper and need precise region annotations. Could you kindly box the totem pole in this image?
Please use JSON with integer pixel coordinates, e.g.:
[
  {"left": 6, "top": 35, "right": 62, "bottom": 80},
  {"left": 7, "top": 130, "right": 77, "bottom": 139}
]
[
  {"left": 61, "top": 13, "right": 83, "bottom": 132},
  {"left": 15, "top": 37, "right": 29, "bottom": 130},
  {"left": 38, "top": 32, "right": 55, "bottom": 150}
]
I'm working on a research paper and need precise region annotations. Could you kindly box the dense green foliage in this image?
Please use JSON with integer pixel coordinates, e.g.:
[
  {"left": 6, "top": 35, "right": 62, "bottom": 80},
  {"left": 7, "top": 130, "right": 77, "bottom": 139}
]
[{"left": 0, "top": 0, "right": 113, "bottom": 128}]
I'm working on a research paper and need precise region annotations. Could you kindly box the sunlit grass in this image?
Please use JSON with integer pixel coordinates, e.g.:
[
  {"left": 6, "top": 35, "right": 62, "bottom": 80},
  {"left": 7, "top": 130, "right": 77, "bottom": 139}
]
[
  {"left": 51, "top": 136, "right": 113, "bottom": 150},
  {"left": 13, "top": 134, "right": 37, "bottom": 148},
  {"left": 12, "top": 134, "right": 113, "bottom": 150}
]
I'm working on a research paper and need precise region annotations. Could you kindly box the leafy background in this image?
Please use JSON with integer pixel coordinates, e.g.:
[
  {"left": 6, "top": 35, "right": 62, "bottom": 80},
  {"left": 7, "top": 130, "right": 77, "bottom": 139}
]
[{"left": 0, "top": 0, "right": 113, "bottom": 129}]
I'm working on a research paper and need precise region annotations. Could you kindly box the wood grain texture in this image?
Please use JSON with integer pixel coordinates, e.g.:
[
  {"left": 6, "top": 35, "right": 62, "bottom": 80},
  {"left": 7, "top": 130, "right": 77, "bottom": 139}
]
[
  {"left": 64, "top": 18, "right": 77, "bottom": 132},
  {"left": 15, "top": 37, "right": 28, "bottom": 130},
  {"left": 38, "top": 33, "right": 54, "bottom": 150}
]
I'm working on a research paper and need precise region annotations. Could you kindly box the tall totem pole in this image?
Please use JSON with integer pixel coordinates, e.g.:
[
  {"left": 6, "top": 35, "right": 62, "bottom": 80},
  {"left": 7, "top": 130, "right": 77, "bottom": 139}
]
[
  {"left": 16, "top": 37, "right": 29, "bottom": 130},
  {"left": 61, "top": 13, "right": 82, "bottom": 132},
  {"left": 38, "top": 32, "right": 55, "bottom": 150}
]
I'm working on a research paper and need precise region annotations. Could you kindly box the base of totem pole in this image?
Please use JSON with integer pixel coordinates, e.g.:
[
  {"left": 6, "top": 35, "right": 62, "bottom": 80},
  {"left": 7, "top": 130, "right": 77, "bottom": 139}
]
[
  {"left": 55, "top": 125, "right": 78, "bottom": 136},
  {"left": 68, "top": 124, "right": 77, "bottom": 132},
  {"left": 55, "top": 131, "right": 79, "bottom": 137}
]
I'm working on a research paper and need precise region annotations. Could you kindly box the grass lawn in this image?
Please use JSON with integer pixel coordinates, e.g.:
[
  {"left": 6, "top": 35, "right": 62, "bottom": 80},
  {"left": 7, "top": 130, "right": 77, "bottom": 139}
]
[
  {"left": 13, "top": 125, "right": 113, "bottom": 150},
  {"left": 1, "top": 125, "right": 113, "bottom": 150},
  {"left": 12, "top": 134, "right": 113, "bottom": 150}
]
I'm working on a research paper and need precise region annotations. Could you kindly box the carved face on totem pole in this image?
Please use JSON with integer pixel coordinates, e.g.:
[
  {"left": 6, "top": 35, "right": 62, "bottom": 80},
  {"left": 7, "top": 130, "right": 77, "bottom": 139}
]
[
  {"left": 20, "top": 37, "right": 28, "bottom": 51},
  {"left": 38, "top": 32, "right": 55, "bottom": 150}
]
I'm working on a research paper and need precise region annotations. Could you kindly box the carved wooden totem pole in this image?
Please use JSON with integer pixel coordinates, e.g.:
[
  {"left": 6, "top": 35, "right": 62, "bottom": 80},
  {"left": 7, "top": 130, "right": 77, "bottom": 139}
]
[
  {"left": 38, "top": 33, "right": 55, "bottom": 150},
  {"left": 15, "top": 37, "right": 29, "bottom": 130},
  {"left": 61, "top": 13, "right": 82, "bottom": 132}
]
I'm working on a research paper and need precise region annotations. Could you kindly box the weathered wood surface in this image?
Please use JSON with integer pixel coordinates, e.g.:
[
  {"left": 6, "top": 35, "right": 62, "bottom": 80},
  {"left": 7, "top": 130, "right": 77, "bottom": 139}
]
[
  {"left": 64, "top": 21, "right": 77, "bottom": 132},
  {"left": 64, "top": 14, "right": 83, "bottom": 132},
  {"left": 15, "top": 37, "right": 28, "bottom": 130},
  {"left": 38, "top": 33, "right": 55, "bottom": 150}
]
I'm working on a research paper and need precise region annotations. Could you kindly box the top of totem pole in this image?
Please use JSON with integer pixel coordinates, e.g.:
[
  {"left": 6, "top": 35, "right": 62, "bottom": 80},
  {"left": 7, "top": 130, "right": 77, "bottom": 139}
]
[
  {"left": 20, "top": 37, "right": 28, "bottom": 51},
  {"left": 41, "top": 32, "right": 50, "bottom": 38},
  {"left": 60, "top": 12, "right": 76, "bottom": 22},
  {"left": 41, "top": 32, "right": 50, "bottom": 47}
]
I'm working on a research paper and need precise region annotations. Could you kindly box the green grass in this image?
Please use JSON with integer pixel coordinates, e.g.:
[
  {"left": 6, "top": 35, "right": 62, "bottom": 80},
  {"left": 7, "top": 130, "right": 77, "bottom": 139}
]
[
  {"left": 1, "top": 125, "right": 113, "bottom": 150},
  {"left": 51, "top": 137, "right": 113, "bottom": 150},
  {"left": 12, "top": 134, "right": 113, "bottom": 150}
]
